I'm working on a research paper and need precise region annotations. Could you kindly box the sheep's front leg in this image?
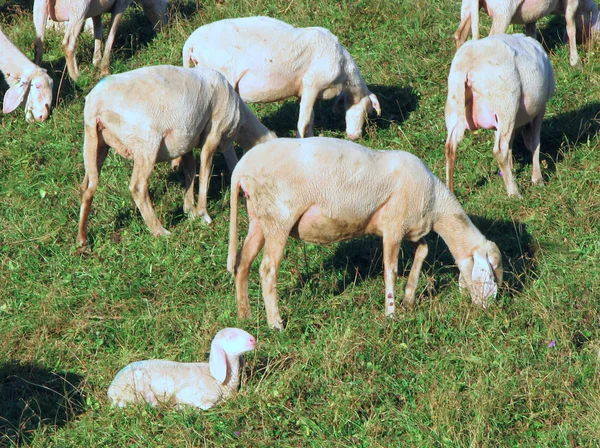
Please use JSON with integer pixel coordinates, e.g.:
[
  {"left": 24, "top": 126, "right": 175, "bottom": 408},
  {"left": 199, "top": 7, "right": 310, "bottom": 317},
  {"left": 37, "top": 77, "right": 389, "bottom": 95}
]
[
  {"left": 129, "top": 155, "right": 170, "bottom": 236},
  {"left": 259, "top": 236, "right": 287, "bottom": 330},
  {"left": 92, "top": 15, "right": 103, "bottom": 66},
  {"left": 564, "top": 1, "right": 582, "bottom": 67},
  {"left": 444, "top": 133, "right": 458, "bottom": 194},
  {"left": 100, "top": 0, "right": 132, "bottom": 77},
  {"left": 382, "top": 236, "right": 401, "bottom": 316},
  {"left": 489, "top": 14, "right": 512, "bottom": 35},
  {"left": 297, "top": 87, "right": 319, "bottom": 138},
  {"left": 181, "top": 152, "right": 196, "bottom": 214},
  {"left": 222, "top": 145, "right": 239, "bottom": 172},
  {"left": 402, "top": 239, "right": 428, "bottom": 309},
  {"left": 493, "top": 121, "right": 521, "bottom": 198},
  {"left": 521, "top": 111, "right": 545, "bottom": 186},
  {"left": 235, "top": 200, "right": 265, "bottom": 320},
  {"left": 194, "top": 137, "right": 221, "bottom": 225},
  {"left": 33, "top": 0, "right": 48, "bottom": 65}
]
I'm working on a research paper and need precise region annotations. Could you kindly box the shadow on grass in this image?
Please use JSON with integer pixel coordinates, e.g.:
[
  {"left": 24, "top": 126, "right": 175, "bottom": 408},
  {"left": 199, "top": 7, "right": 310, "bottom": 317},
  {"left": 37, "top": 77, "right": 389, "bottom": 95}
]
[
  {"left": 308, "top": 214, "right": 535, "bottom": 305},
  {"left": 0, "top": 361, "right": 85, "bottom": 446},
  {"left": 260, "top": 84, "right": 419, "bottom": 137}
]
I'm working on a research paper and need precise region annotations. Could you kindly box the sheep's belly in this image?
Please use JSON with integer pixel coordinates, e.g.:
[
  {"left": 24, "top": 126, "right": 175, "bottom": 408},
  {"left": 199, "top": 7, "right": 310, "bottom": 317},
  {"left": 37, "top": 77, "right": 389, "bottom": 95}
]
[
  {"left": 511, "top": 0, "right": 558, "bottom": 23},
  {"left": 238, "top": 72, "right": 299, "bottom": 103},
  {"left": 291, "top": 205, "right": 367, "bottom": 244}
]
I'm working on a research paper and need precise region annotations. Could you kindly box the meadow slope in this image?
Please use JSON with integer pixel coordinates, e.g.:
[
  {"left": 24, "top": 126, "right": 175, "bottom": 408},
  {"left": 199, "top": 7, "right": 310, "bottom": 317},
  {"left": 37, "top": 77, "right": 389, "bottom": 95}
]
[{"left": 1, "top": 0, "right": 599, "bottom": 446}]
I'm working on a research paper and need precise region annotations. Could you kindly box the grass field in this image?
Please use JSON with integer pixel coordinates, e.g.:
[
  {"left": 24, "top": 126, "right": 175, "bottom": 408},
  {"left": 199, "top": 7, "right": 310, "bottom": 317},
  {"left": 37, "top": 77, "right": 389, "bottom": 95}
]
[{"left": 1, "top": 0, "right": 600, "bottom": 446}]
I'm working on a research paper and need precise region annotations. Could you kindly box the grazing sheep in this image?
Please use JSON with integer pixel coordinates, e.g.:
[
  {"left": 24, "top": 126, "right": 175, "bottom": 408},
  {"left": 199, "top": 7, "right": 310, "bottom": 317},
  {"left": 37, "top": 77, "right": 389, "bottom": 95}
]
[
  {"left": 182, "top": 16, "right": 381, "bottom": 141},
  {"left": 444, "top": 34, "right": 555, "bottom": 198},
  {"left": 227, "top": 137, "right": 503, "bottom": 330},
  {"left": 0, "top": 27, "right": 53, "bottom": 123},
  {"left": 454, "top": 0, "right": 600, "bottom": 67},
  {"left": 33, "top": 0, "right": 167, "bottom": 80},
  {"left": 108, "top": 328, "right": 256, "bottom": 409},
  {"left": 77, "top": 65, "right": 276, "bottom": 246}
]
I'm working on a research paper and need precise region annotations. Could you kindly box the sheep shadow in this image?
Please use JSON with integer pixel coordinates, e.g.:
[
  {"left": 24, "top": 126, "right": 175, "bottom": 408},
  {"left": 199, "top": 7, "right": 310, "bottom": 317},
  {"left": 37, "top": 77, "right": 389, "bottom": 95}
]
[
  {"left": 260, "top": 84, "right": 418, "bottom": 137},
  {"left": 309, "top": 214, "right": 534, "bottom": 304},
  {"left": 0, "top": 361, "right": 86, "bottom": 446},
  {"left": 512, "top": 101, "right": 600, "bottom": 180}
]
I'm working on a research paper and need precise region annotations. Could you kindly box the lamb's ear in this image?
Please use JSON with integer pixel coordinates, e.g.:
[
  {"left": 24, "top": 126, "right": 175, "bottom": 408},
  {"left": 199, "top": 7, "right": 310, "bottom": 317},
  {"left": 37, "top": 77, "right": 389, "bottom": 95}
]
[
  {"left": 471, "top": 252, "right": 497, "bottom": 305},
  {"left": 3, "top": 80, "right": 29, "bottom": 114},
  {"left": 369, "top": 92, "right": 381, "bottom": 116},
  {"left": 209, "top": 341, "right": 228, "bottom": 384}
]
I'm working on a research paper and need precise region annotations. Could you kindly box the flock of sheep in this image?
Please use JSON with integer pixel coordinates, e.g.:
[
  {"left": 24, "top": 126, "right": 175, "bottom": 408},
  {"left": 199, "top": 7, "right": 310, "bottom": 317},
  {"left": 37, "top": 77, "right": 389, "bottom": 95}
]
[{"left": 1, "top": 0, "right": 598, "bottom": 409}]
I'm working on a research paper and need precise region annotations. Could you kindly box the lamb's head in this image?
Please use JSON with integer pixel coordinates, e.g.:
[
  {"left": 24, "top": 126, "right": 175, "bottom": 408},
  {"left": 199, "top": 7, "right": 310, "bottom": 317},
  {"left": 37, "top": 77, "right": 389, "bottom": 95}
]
[
  {"left": 3, "top": 67, "right": 53, "bottom": 122},
  {"left": 457, "top": 240, "right": 503, "bottom": 308},
  {"left": 337, "top": 91, "right": 381, "bottom": 140},
  {"left": 209, "top": 328, "right": 256, "bottom": 384}
]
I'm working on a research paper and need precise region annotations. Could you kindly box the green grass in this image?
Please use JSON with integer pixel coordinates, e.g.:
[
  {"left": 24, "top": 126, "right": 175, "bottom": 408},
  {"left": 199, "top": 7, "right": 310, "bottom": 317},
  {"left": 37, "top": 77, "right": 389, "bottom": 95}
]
[{"left": 1, "top": 0, "right": 600, "bottom": 445}]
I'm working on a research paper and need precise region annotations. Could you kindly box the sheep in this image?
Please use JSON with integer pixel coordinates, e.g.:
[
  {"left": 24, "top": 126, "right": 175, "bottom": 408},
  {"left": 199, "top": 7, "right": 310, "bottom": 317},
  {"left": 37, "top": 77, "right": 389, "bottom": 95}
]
[
  {"left": 77, "top": 65, "right": 276, "bottom": 246},
  {"left": 107, "top": 328, "right": 256, "bottom": 409},
  {"left": 33, "top": 0, "right": 167, "bottom": 81},
  {"left": 454, "top": 0, "right": 600, "bottom": 67},
  {"left": 444, "top": 34, "right": 555, "bottom": 198},
  {"left": 227, "top": 137, "right": 503, "bottom": 330},
  {"left": 182, "top": 16, "right": 381, "bottom": 141},
  {"left": 0, "top": 27, "right": 53, "bottom": 123}
]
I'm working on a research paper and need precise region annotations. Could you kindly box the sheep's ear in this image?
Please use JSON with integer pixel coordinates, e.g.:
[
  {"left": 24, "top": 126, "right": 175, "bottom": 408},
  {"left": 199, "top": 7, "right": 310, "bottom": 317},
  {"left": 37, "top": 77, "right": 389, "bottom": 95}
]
[
  {"left": 471, "top": 252, "right": 497, "bottom": 305},
  {"left": 333, "top": 92, "right": 345, "bottom": 113},
  {"left": 209, "top": 342, "right": 228, "bottom": 384},
  {"left": 3, "top": 80, "right": 29, "bottom": 114},
  {"left": 369, "top": 93, "right": 381, "bottom": 116}
]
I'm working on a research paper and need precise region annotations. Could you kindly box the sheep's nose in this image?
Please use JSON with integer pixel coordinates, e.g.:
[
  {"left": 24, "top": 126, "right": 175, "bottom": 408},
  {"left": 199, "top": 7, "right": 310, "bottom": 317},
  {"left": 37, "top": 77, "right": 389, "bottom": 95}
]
[
  {"left": 249, "top": 337, "right": 256, "bottom": 345},
  {"left": 347, "top": 132, "right": 362, "bottom": 141}
]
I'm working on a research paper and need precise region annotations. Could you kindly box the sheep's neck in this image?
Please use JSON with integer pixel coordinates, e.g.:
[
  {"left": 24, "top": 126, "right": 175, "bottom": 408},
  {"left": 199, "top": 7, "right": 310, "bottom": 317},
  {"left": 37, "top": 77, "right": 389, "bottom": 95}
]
[
  {"left": 219, "top": 356, "right": 243, "bottom": 398},
  {"left": 0, "top": 31, "right": 36, "bottom": 87},
  {"left": 432, "top": 205, "right": 485, "bottom": 262},
  {"left": 237, "top": 105, "right": 275, "bottom": 150}
]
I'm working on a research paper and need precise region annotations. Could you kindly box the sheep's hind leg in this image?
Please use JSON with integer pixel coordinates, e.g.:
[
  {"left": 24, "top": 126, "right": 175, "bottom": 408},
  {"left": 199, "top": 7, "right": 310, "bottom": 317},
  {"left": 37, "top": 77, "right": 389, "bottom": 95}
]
[
  {"left": 129, "top": 154, "right": 170, "bottom": 237},
  {"left": 235, "top": 200, "right": 265, "bottom": 321},
  {"left": 522, "top": 111, "right": 545, "bottom": 186},
  {"left": 181, "top": 152, "right": 196, "bottom": 214},
  {"left": 493, "top": 121, "right": 521, "bottom": 198},
  {"left": 259, "top": 234, "right": 288, "bottom": 330}
]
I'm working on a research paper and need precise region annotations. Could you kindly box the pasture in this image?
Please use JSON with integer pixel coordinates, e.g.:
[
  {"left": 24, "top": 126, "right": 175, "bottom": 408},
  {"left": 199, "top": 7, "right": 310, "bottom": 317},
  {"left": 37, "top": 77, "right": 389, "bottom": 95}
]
[{"left": 1, "top": 0, "right": 600, "bottom": 445}]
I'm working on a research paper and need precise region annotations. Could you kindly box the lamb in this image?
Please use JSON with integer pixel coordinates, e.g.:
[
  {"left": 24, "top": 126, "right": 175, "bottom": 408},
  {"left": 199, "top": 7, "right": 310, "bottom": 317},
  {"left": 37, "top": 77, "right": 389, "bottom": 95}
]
[
  {"left": 0, "top": 27, "right": 53, "bottom": 123},
  {"left": 182, "top": 16, "right": 381, "bottom": 141},
  {"left": 444, "top": 34, "right": 555, "bottom": 198},
  {"left": 454, "top": 0, "right": 600, "bottom": 67},
  {"left": 107, "top": 328, "right": 256, "bottom": 409},
  {"left": 77, "top": 65, "right": 276, "bottom": 246},
  {"left": 33, "top": 0, "right": 167, "bottom": 81},
  {"left": 227, "top": 137, "right": 503, "bottom": 330}
]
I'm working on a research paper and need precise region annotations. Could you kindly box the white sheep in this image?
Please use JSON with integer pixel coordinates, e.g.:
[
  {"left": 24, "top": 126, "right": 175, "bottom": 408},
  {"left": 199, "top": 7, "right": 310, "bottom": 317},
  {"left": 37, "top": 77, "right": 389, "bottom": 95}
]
[
  {"left": 33, "top": 0, "right": 167, "bottom": 81},
  {"left": 182, "top": 16, "right": 381, "bottom": 141},
  {"left": 108, "top": 328, "right": 256, "bottom": 409},
  {"left": 0, "top": 27, "right": 53, "bottom": 123},
  {"left": 227, "top": 137, "right": 503, "bottom": 330},
  {"left": 77, "top": 65, "right": 276, "bottom": 246},
  {"left": 444, "top": 33, "right": 555, "bottom": 198},
  {"left": 454, "top": 0, "right": 599, "bottom": 67}
]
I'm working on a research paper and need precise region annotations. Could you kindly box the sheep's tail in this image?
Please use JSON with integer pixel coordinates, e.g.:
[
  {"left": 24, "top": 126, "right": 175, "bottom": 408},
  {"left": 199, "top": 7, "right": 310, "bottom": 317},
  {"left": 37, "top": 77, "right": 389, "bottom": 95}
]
[
  {"left": 227, "top": 170, "right": 242, "bottom": 274},
  {"left": 444, "top": 69, "right": 468, "bottom": 192},
  {"left": 182, "top": 42, "right": 193, "bottom": 68}
]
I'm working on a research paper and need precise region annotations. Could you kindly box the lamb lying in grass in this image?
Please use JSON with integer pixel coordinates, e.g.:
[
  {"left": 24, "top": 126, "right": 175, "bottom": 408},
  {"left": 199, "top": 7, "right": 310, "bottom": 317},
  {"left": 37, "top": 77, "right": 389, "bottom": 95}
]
[
  {"left": 444, "top": 34, "right": 555, "bottom": 198},
  {"left": 0, "top": 27, "right": 53, "bottom": 123},
  {"left": 108, "top": 328, "right": 256, "bottom": 409},
  {"left": 77, "top": 65, "right": 276, "bottom": 246},
  {"left": 228, "top": 137, "right": 503, "bottom": 330},
  {"left": 454, "top": 0, "right": 599, "bottom": 67},
  {"left": 182, "top": 16, "right": 381, "bottom": 140}
]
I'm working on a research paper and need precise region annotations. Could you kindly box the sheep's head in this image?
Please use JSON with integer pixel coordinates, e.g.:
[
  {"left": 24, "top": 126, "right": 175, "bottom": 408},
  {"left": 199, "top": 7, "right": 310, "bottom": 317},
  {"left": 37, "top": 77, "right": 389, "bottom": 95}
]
[
  {"left": 337, "top": 91, "right": 381, "bottom": 141},
  {"left": 24, "top": 70, "right": 53, "bottom": 123},
  {"left": 457, "top": 240, "right": 503, "bottom": 308},
  {"left": 209, "top": 328, "right": 256, "bottom": 384}
]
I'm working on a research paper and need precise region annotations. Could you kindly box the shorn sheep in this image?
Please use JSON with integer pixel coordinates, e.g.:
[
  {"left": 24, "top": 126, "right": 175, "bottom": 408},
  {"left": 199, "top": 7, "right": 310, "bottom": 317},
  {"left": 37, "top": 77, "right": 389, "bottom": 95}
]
[
  {"left": 33, "top": 0, "right": 167, "bottom": 80},
  {"left": 0, "top": 28, "right": 53, "bottom": 123},
  {"left": 454, "top": 0, "right": 600, "bottom": 67},
  {"left": 182, "top": 16, "right": 381, "bottom": 141},
  {"left": 444, "top": 34, "right": 555, "bottom": 198},
  {"left": 77, "top": 65, "right": 276, "bottom": 246},
  {"left": 108, "top": 328, "right": 256, "bottom": 409},
  {"left": 228, "top": 137, "right": 503, "bottom": 330}
]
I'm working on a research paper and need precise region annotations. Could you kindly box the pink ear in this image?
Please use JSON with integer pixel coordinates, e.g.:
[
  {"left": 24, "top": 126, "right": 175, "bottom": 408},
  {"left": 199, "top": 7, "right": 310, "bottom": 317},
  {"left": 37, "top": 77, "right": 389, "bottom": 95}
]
[
  {"left": 3, "top": 81, "right": 29, "bottom": 114},
  {"left": 471, "top": 252, "right": 497, "bottom": 304},
  {"left": 209, "top": 341, "right": 228, "bottom": 384},
  {"left": 369, "top": 93, "right": 381, "bottom": 116}
]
